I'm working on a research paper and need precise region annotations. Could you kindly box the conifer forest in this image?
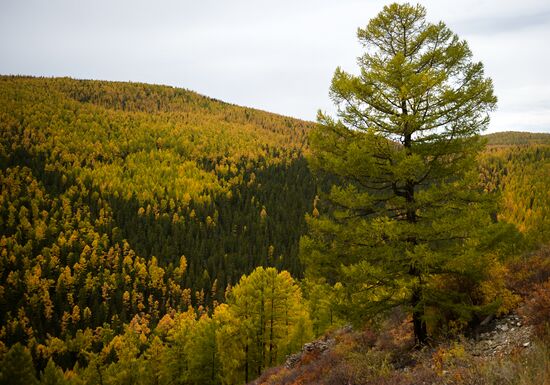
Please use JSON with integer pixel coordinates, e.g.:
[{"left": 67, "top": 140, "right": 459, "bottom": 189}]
[{"left": 1, "top": 3, "right": 550, "bottom": 385}]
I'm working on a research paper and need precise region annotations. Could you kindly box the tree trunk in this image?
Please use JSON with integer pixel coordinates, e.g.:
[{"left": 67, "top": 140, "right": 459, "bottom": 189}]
[
  {"left": 411, "top": 284, "right": 427, "bottom": 345},
  {"left": 245, "top": 344, "right": 249, "bottom": 384},
  {"left": 402, "top": 126, "right": 428, "bottom": 345},
  {"left": 269, "top": 282, "right": 275, "bottom": 366},
  {"left": 259, "top": 286, "right": 265, "bottom": 376}
]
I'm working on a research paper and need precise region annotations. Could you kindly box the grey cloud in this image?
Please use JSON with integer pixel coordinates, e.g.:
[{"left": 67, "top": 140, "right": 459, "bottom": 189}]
[{"left": 459, "top": 9, "right": 550, "bottom": 35}]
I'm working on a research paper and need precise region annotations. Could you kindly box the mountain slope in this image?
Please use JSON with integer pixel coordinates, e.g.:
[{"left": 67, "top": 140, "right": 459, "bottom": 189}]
[
  {"left": 480, "top": 131, "right": 550, "bottom": 246},
  {"left": 485, "top": 131, "right": 550, "bottom": 146},
  {"left": 0, "top": 75, "right": 317, "bottom": 349}
]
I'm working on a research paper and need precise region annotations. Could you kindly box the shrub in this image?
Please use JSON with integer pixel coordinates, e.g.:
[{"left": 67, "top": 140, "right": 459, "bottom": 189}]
[
  {"left": 520, "top": 279, "right": 550, "bottom": 336},
  {"left": 507, "top": 246, "right": 550, "bottom": 296}
]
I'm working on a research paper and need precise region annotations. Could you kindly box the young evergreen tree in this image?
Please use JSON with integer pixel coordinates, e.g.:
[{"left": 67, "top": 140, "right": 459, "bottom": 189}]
[
  {"left": 301, "top": 3, "right": 498, "bottom": 344},
  {"left": 40, "top": 359, "right": 68, "bottom": 385},
  {"left": 220, "top": 267, "right": 312, "bottom": 381},
  {"left": 0, "top": 343, "right": 38, "bottom": 385}
]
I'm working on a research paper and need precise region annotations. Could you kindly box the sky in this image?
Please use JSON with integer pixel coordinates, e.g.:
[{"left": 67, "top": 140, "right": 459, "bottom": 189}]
[{"left": 1, "top": 0, "right": 549, "bottom": 133}]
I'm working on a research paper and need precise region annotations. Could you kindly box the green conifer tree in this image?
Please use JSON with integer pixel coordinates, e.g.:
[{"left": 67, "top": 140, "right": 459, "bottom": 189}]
[
  {"left": 40, "top": 359, "right": 67, "bottom": 385},
  {"left": 0, "top": 343, "right": 38, "bottom": 385},
  {"left": 301, "top": 3, "right": 498, "bottom": 344}
]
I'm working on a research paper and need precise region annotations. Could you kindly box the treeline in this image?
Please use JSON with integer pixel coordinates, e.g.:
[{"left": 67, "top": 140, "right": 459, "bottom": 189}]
[{"left": 485, "top": 131, "right": 550, "bottom": 147}]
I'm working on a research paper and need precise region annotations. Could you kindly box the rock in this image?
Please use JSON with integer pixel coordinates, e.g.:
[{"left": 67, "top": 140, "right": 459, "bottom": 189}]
[
  {"left": 285, "top": 337, "right": 335, "bottom": 368},
  {"left": 465, "top": 312, "right": 535, "bottom": 360},
  {"left": 285, "top": 353, "right": 301, "bottom": 369}
]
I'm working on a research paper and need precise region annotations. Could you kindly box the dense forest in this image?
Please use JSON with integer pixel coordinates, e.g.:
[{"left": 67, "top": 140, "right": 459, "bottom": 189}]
[
  {"left": 481, "top": 132, "right": 550, "bottom": 246},
  {"left": 0, "top": 76, "right": 318, "bottom": 383},
  {"left": 1, "top": 76, "right": 549, "bottom": 384}
]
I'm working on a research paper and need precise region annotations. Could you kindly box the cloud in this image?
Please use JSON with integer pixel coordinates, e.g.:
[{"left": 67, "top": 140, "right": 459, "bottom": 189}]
[{"left": 450, "top": 8, "right": 550, "bottom": 36}]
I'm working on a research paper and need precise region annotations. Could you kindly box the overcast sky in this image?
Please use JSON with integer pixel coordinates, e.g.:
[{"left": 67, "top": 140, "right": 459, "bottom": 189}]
[{"left": 1, "top": 0, "right": 549, "bottom": 133}]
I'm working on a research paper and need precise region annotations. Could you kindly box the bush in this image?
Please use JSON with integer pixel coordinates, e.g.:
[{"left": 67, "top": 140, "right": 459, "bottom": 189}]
[
  {"left": 520, "top": 280, "right": 550, "bottom": 336},
  {"left": 507, "top": 246, "right": 550, "bottom": 296}
]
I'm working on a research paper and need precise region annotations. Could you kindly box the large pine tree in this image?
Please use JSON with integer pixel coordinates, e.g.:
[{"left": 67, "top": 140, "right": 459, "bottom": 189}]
[{"left": 301, "top": 3, "right": 498, "bottom": 344}]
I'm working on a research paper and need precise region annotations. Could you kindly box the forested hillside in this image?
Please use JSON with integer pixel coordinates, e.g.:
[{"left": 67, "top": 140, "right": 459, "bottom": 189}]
[
  {"left": 480, "top": 131, "right": 550, "bottom": 246},
  {"left": 485, "top": 131, "right": 550, "bottom": 146},
  {"left": 0, "top": 76, "right": 318, "bottom": 381},
  {"left": 1, "top": 76, "right": 549, "bottom": 384}
]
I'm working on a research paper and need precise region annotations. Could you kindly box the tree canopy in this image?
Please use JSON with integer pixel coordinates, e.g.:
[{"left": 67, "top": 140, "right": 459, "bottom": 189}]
[{"left": 301, "top": 3, "right": 501, "bottom": 344}]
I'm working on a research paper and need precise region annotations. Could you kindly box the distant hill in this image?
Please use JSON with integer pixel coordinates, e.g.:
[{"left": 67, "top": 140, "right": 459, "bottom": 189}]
[{"left": 484, "top": 131, "right": 550, "bottom": 146}]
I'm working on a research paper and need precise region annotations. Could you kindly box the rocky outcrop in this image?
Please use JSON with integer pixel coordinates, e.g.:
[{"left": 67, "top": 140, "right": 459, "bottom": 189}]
[
  {"left": 285, "top": 338, "right": 335, "bottom": 369},
  {"left": 468, "top": 313, "right": 533, "bottom": 357}
]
